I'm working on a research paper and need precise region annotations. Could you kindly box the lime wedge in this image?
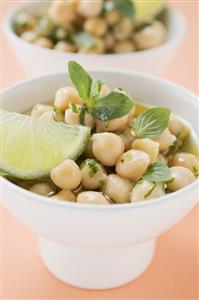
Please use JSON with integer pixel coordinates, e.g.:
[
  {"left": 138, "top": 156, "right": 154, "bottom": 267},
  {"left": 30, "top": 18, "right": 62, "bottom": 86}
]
[
  {"left": 0, "top": 110, "right": 90, "bottom": 179},
  {"left": 133, "top": 0, "right": 165, "bottom": 22}
]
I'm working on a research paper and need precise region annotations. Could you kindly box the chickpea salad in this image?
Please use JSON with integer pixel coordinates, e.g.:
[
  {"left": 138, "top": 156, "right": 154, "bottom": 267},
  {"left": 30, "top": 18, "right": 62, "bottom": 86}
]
[
  {"left": 13, "top": 0, "right": 167, "bottom": 54},
  {"left": 1, "top": 61, "right": 199, "bottom": 205}
]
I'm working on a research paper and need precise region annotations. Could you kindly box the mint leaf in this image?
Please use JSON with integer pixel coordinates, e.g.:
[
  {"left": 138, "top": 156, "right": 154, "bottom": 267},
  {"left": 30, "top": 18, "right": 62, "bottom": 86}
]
[
  {"left": 91, "top": 91, "right": 134, "bottom": 121},
  {"left": 132, "top": 107, "right": 171, "bottom": 139},
  {"left": 114, "top": 0, "right": 135, "bottom": 19},
  {"left": 90, "top": 80, "right": 105, "bottom": 98},
  {"left": 68, "top": 61, "right": 92, "bottom": 100},
  {"left": 143, "top": 162, "right": 173, "bottom": 183},
  {"left": 79, "top": 103, "right": 88, "bottom": 125},
  {"left": 72, "top": 32, "right": 95, "bottom": 50},
  {"left": 69, "top": 102, "right": 79, "bottom": 113}
]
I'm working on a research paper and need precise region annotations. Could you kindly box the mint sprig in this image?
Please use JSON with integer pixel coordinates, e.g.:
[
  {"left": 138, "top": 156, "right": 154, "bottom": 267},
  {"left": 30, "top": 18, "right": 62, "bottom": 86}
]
[
  {"left": 114, "top": 0, "right": 135, "bottom": 19},
  {"left": 132, "top": 107, "right": 171, "bottom": 139},
  {"left": 142, "top": 162, "right": 173, "bottom": 183},
  {"left": 68, "top": 61, "right": 134, "bottom": 121}
]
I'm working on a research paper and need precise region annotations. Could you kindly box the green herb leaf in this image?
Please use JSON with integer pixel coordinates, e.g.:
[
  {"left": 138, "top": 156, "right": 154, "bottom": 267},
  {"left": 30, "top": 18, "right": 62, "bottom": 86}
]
[
  {"left": 132, "top": 107, "right": 171, "bottom": 139},
  {"left": 81, "top": 159, "right": 100, "bottom": 177},
  {"left": 91, "top": 91, "right": 134, "bottom": 121},
  {"left": 68, "top": 61, "right": 92, "bottom": 100},
  {"left": 167, "top": 139, "right": 182, "bottom": 155},
  {"left": 114, "top": 0, "right": 135, "bottom": 19},
  {"left": 79, "top": 103, "right": 88, "bottom": 125},
  {"left": 90, "top": 80, "right": 105, "bottom": 98},
  {"left": 69, "top": 102, "right": 79, "bottom": 113},
  {"left": 72, "top": 32, "right": 95, "bottom": 49},
  {"left": 143, "top": 162, "right": 173, "bottom": 183},
  {"left": 53, "top": 106, "right": 63, "bottom": 121},
  {"left": 144, "top": 183, "right": 156, "bottom": 199}
]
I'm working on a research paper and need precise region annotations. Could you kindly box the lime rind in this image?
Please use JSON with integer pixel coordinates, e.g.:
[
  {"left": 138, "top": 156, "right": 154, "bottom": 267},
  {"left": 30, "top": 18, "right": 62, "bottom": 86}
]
[{"left": 0, "top": 110, "right": 90, "bottom": 179}]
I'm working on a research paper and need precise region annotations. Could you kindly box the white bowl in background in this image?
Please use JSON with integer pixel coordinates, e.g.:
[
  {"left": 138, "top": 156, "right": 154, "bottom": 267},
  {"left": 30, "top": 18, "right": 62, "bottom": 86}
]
[
  {"left": 4, "top": 1, "right": 186, "bottom": 76},
  {"left": 1, "top": 69, "right": 199, "bottom": 289}
]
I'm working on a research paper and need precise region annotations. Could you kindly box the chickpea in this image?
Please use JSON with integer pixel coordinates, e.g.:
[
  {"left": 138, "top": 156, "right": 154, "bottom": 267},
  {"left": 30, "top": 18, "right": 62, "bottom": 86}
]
[
  {"left": 133, "top": 21, "right": 166, "bottom": 50},
  {"left": 30, "top": 182, "right": 56, "bottom": 197},
  {"left": 154, "top": 129, "right": 176, "bottom": 152},
  {"left": 96, "top": 115, "right": 129, "bottom": 133},
  {"left": 31, "top": 104, "right": 52, "bottom": 118},
  {"left": 54, "top": 41, "right": 76, "bottom": 52},
  {"left": 21, "top": 30, "right": 37, "bottom": 43},
  {"left": 50, "top": 159, "right": 81, "bottom": 190},
  {"left": 77, "top": 191, "right": 109, "bottom": 205},
  {"left": 171, "top": 153, "right": 199, "bottom": 175},
  {"left": 39, "top": 109, "right": 54, "bottom": 121},
  {"left": 77, "top": 0, "right": 103, "bottom": 18},
  {"left": 168, "top": 114, "right": 189, "bottom": 140},
  {"left": 105, "top": 10, "right": 120, "bottom": 26},
  {"left": 34, "top": 37, "right": 53, "bottom": 49},
  {"left": 99, "top": 84, "right": 111, "bottom": 97},
  {"left": 78, "top": 38, "right": 105, "bottom": 54},
  {"left": 132, "top": 138, "right": 159, "bottom": 163},
  {"left": 113, "top": 40, "right": 136, "bottom": 54},
  {"left": 36, "top": 17, "right": 53, "bottom": 37},
  {"left": 14, "top": 12, "right": 36, "bottom": 35},
  {"left": 156, "top": 153, "right": 168, "bottom": 165},
  {"left": 127, "top": 107, "right": 136, "bottom": 125},
  {"left": 48, "top": 0, "right": 77, "bottom": 25},
  {"left": 54, "top": 86, "right": 83, "bottom": 112},
  {"left": 116, "top": 150, "right": 150, "bottom": 181},
  {"left": 65, "top": 105, "right": 95, "bottom": 128},
  {"left": 131, "top": 181, "right": 165, "bottom": 202},
  {"left": 105, "top": 32, "right": 115, "bottom": 51},
  {"left": 52, "top": 26, "right": 69, "bottom": 42},
  {"left": 84, "top": 18, "right": 107, "bottom": 37},
  {"left": 81, "top": 159, "right": 107, "bottom": 190},
  {"left": 52, "top": 190, "right": 76, "bottom": 202},
  {"left": 119, "top": 127, "right": 136, "bottom": 151},
  {"left": 167, "top": 166, "right": 196, "bottom": 192},
  {"left": 102, "top": 174, "right": 132, "bottom": 203},
  {"left": 114, "top": 19, "right": 134, "bottom": 40},
  {"left": 92, "top": 133, "right": 124, "bottom": 166}
]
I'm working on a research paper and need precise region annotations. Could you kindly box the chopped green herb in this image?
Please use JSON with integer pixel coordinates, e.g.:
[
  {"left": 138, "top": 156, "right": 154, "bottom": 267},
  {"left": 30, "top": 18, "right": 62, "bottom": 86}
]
[
  {"left": 53, "top": 106, "right": 63, "bottom": 121},
  {"left": 143, "top": 162, "right": 173, "bottom": 183},
  {"left": 81, "top": 159, "right": 100, "bottom": 177},
  {"left": 69, "top": 102, "right": 79, "bottom": 113},
  {"left": 79, "top": 103, "right": 88, "bottom": 125},
  {"left": 144, "top": 183, "right": 156, "bottom": 199},
  {"left": 167, "top": 139, "right": 182, "bottom": 155},
  {"left": 114, "top": 0, "right": 135, "bottom": 19}
]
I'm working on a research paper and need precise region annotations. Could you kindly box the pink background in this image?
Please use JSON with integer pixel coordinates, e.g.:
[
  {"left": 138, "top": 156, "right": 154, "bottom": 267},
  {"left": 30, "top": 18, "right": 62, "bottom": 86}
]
[{"left": 1, "top": 1, "right": 199, "bottom": 299}]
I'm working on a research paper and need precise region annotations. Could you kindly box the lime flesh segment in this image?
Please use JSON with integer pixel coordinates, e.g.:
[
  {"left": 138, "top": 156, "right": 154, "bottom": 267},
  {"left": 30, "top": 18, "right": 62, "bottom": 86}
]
[
  {"left": 0, "top": 110, "right": 90, "bottom": 179},
  {"left": 133, "top": 0, "right": 165, "bottom": 22}
]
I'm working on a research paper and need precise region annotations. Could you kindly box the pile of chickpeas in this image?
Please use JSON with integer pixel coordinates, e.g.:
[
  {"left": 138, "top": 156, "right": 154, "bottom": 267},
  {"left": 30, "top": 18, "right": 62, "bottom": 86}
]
[
  {"left": 27, "top": 83, "right": 199, "bottom": 205},
  {"left": 14, "top": 0, "right": 167, "bottom": 54}
]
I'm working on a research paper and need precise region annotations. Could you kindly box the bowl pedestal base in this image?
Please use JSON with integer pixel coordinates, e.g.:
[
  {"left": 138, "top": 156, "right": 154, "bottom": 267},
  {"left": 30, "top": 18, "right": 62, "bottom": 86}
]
[{"left": 39, "top": 237, "right": 156, "bottom": 289}]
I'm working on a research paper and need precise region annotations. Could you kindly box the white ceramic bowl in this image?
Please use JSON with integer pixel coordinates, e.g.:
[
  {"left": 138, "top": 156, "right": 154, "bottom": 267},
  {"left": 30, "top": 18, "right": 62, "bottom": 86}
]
[
  {"left": 1, "top": 69, "right": 199, "bottom": 289},
  {"left": 4, "top": 1, "right": 186, "bottom": 76}
]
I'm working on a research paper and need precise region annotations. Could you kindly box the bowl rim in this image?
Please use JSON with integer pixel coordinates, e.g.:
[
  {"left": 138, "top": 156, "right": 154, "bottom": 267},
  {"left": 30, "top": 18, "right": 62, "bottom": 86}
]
[
  {"left": 1, "top": 68, "right": 199, "bottom": 211},
  {"left": 4, "top": 1, "right": 187, "bottom": 59}
]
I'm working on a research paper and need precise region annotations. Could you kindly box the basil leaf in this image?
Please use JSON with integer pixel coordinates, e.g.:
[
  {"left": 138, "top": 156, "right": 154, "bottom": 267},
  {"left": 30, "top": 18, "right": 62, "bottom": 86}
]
[
  {"left": 68, "top": 61, "right": 92, "bottom": 100},
  {"left": 114, "top": 0, "right": 135, "bottom": 19},
  {"left": 132, "top": 107, "right": 171, "bottom": 139},
  {"left": 91, "top": 91, "right": 134, "bottom": 121},
  {"left": 72, "top": 32, "right": 95, "bottom": 50},
  {"left": 90, "top": 80, "right": 105, "bottom": 98},
  {"left": 143, "top": 162, "right": 173, "bottom": 183}
]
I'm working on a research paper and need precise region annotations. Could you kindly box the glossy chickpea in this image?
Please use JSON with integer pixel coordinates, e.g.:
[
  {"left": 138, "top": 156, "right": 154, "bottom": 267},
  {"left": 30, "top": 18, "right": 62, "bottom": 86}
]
[
  {"left": 48, "top": 0, "right": 77, "bottom": 25},
  {"left": 114, "top": 19, "right": 134, "bottom": 40},
  {"left": 171, "top": 153, "right": 199, "bottom": 175},
  {"left": 36, "top": 17, "right": 53, "bottom": 37},
  {"left": 105, "top": 10, "right": 120, "bottom": 26},
  {"left": 154, "top": 129, "right": 176, "bottom": 152},
  {"left": 84, "top": 18, "right": 108, "bottom": 37},
  {"left": 92, "top": 133, "right": 124, "bottom": 166},
  {"left": 119, "top": 127, "right": 136, "bottom": 151},
  {"left": 21, "top": 30, "right": 37, "bottom": 43},
  {"left": 77, "top": 191, "right": 109, "bottom": 205},
  {"left": 167, "top": 166, "right": 196, "bottom": 192},
  {"left": 77, "top": 0, "right": 103, "bottom": 18},
  {"left": 81, "top": 159, "right": 107, "bottom": 190},
  {"left": 31, "top": 104, "right": 52, "bottom": 118},
  {"left": 132, "top": 138, "right": 159, "bottom": 163},
  {"left": 65, "top": 105, "right": 95, "bottom": 128},
  {"left": 133, "top": 21, "right": 166, "bottom": 50},
  {"left": 52, "top": 190, "right": 76, "bottom": 202},
  {"left": 14, "top": 12, "right": 36, "bottom": 35},
  {"left": 102, "top": 174, "right": 132, "bottom": 203},
  {"left": 113, "top": 40, "right": 136, "bottom": 53},
  {"left": 30, "top": 182, "right": 56, "bottom": 196},
  {"left": 34, "top": 37, "right": 53, "bottom": 49},
  {"left": 50, "top": 159, "right": 81, "bottom": 190},
  {"left": 116, "top": 149, "right": 150, "bottom": 181},
  {"left": 168, "top": 114, "right": 189, "bottom": 140},
  {"left": 131, "top": 181, "right": 165, "bottom": 202},
  {"left": 54, "top": 41, "right": 77, "bottom": 52},
  {"left": 54, "top": 86, "right": 83, "bottom": 112},
  {"left": 96, "top": 114, "right": 129, "bottom": 133}
]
